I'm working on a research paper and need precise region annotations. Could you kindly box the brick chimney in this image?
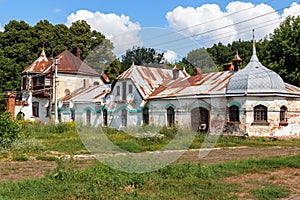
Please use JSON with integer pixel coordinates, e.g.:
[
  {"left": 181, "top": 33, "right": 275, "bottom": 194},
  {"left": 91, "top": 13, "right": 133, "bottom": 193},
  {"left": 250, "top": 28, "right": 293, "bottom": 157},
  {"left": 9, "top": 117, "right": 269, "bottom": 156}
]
[
  {"left": 193, "top": 67, "right": 201, "bottom": 76},
  {"left": 6, "top": 92, "right": 16, "bottom": 120}
]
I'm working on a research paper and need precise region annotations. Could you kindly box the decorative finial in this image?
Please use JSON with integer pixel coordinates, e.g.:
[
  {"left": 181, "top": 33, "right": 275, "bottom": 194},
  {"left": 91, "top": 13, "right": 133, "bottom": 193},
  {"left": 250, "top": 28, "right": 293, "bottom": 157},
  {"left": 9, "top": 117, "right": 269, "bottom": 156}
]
[{"left": 252, "top": 29, "right": 256, "bottom": 55}]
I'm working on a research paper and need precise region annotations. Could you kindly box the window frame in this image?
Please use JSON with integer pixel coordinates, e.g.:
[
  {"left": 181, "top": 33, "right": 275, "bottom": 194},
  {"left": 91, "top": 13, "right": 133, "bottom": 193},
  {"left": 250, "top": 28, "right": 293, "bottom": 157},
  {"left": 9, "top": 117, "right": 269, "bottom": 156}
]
[
  {"left": 32, "top": 102, "right": 39, "bottom": 117},
  {"left": 229, "top": 105, "right": 240, "bottom": 122},
  {"left": 167, "top": 107, "right": 175, "bottom": 127},
  {"left": 253, "top": 105, "right": 268, "bottom": 124},
  {"left": 103, "top": 109, "right": 108, "bottom": 126},
  {"left": 116, "top": 86, "right": 120, "bottom": 96},
  {"left": 142, "top": 107, "right": 149, "bottom": 125},
  {"left": 86, "top": 110, "right": 91, "bottom": 125},
  {"left": 279, "top": 106, "right": 288, "bottom": 125}
]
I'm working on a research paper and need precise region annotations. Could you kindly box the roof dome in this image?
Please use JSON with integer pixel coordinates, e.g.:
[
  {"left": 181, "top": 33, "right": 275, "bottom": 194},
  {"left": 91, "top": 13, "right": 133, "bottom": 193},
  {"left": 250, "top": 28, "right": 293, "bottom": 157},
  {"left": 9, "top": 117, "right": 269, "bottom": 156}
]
[{"left": 227, "top": 34, "right": 286, "bottom": 95}]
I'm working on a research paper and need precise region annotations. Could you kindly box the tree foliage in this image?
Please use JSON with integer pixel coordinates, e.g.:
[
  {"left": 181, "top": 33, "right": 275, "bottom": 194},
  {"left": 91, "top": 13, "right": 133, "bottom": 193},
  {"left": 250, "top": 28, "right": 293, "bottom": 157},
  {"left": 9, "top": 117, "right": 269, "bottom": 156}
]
[
  {"left": 121, "top": 47, "right": 164, "bottom": 73},
  {"left": 264, "top": 16, "right": 300, "bottom": 86},
  {"left": 0, "top": 19, "right": 115, "bottom": 103},
  {"left": 0, "top": 111, "right": 21, "bottom": 147}
]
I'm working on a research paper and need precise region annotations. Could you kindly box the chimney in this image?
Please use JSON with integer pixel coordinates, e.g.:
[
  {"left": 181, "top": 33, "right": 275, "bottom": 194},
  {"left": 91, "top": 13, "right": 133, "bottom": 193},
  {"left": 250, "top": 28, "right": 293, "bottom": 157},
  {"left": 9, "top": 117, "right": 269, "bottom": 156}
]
[
  {"left": 172, "top": 65, "right": 180, "bottom": 79},
  {"left": 223, "top": 63, "right": 233, "bottom": 71},
  {"left": 193, "top": 67, "right": 201, "bottom": 76},
  {"left": 76, "top": 47, "right": 81, "bottom": 59},
  {"left": 6, "top": 92, "right": 16, "bottom": 120}
]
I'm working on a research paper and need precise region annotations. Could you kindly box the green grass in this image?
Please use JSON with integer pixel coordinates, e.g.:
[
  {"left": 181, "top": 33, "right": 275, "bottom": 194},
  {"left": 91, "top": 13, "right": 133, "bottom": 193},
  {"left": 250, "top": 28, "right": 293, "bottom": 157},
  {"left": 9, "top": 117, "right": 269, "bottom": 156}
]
[
  {"left": 251, "top": 185, "right": 290, "bottom": 200},
  {"left": 0, "top": 154, "right": 299, "bottom": 199}
]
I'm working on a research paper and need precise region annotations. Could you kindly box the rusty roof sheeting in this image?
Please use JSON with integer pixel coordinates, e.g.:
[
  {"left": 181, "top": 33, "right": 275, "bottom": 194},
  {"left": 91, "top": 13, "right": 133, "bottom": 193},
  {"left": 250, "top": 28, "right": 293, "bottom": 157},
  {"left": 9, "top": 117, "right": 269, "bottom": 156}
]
[
  {"left": 22, "top": 49, "right": 50, "bottom": 74},
  {"left": 116, "top": 65, "right": 190, "bottom": 99},
  {"left": 44, "top": 50, "right": 100, "bottom": 76},
  {"left": 60, "top": 84, "right": 110, "bottom": 103},
  {"left": 147, "top": 71, "right": 234, "bottom": 99}
]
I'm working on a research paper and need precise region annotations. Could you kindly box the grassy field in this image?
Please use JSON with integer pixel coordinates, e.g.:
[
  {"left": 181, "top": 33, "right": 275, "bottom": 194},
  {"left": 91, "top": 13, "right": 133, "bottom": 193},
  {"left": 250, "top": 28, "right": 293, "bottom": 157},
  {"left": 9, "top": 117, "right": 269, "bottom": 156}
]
[
  {"left": 0, "top": 154, "right": 299, "bottom": 199},
  {"left": 0, "top": 121, "right": 300, "bottom": 199}
]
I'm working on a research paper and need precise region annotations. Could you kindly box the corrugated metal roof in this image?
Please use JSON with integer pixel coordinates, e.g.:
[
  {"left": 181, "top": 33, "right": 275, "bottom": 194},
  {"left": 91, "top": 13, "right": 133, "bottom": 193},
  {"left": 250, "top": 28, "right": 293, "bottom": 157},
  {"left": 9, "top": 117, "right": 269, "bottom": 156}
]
[
  {"left": 116, "top": 65, "right": 190, "bottom": 99},
  {"left": 285, "top": 83, "right": 300, "bottom": 95},
  {"left": 147, "top": 71, "right": 234, "bottom": 99},
  {"left": 22, "top": 49, "right": 50, "bottom": 74},
  {"left": 60, "top": 84, "right": 110, "bottom": 103},
  {"left": 44, "top": 50, "right": 100, "bottom": 76}
]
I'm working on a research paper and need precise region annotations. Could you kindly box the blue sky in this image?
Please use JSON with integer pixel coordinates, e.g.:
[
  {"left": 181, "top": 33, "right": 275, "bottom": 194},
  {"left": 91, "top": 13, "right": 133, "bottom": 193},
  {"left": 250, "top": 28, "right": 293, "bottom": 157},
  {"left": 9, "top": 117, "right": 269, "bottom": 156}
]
[
  {"left": 0, "top": 0, "right": 299, "bottom": 61},
  {"left": 0, "top": 0, "right": 298, "bottom": 28}
]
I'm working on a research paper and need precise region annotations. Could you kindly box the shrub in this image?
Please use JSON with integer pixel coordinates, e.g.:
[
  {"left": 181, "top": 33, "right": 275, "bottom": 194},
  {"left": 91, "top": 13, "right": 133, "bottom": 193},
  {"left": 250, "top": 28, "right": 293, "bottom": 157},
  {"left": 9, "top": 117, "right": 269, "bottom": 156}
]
[{"left": 0, "top": 111, "right": 22, "bottom": 147}]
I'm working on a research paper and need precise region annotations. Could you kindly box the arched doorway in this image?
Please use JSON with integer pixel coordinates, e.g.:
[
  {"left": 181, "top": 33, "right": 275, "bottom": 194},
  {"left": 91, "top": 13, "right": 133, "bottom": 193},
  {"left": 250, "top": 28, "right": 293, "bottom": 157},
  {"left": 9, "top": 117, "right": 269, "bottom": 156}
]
[{"left": 191, "top": 107, "right": 209, "bottom": 132}]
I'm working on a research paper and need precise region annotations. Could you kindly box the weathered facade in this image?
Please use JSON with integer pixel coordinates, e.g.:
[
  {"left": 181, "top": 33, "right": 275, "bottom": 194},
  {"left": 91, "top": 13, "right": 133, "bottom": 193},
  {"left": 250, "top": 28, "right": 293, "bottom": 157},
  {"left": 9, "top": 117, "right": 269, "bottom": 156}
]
[
  {"left": 105, "top": 41, "right": 300, "bottom": 138},
  {"left": 12, "top": 48, "right": 107, "bottom": 123}
]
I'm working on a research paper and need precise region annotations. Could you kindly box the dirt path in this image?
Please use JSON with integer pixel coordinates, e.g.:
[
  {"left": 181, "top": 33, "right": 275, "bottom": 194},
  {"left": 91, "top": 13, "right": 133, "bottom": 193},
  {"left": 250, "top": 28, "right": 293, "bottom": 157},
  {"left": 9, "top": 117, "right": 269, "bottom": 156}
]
[{"left": 0, "top": 146, "right": 300, "bottom": 182}]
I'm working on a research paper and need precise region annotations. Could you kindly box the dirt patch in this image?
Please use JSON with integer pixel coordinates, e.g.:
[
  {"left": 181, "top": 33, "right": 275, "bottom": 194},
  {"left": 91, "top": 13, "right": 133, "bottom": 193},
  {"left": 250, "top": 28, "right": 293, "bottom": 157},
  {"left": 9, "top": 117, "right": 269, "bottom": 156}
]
[
  {"left": 177, "top": 146, "right": 300, "bottom": 164},
  {"left": 0, "top": 160, "right": 57, "bottom": 182},
  {"left": 225, "top": 168, "right": 300, "bottom": 199}
]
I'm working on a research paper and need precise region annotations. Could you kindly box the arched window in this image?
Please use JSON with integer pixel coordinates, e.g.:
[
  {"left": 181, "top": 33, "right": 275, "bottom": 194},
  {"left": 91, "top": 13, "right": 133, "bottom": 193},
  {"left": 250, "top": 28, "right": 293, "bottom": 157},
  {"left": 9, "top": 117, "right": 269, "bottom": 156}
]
[
  {"left": 142, "top": 107, "right": 149, "bottom": 125},
  {"left": 103, "top": 109, "right": 108, "bottom": 126},
  {"left": 280, "top": 106, "right": 288, "bottom": 123},
  {"left": 229, "top": 105, "right": 239, "bottom": 122},
  {"left": 86, "top": 110, "right": 91, "bottom": 125},
  {"left": 254, "top": 105, "right": 268, "bottom": 122},
  {"left": 121, "top": 109, "right": 127, "bottom": 127},
  {"left": 167, "top": 107, "right": 175, "bottom": 127},
  {"left": 32, "top": 102, "right": 39, "bottom": 117}
]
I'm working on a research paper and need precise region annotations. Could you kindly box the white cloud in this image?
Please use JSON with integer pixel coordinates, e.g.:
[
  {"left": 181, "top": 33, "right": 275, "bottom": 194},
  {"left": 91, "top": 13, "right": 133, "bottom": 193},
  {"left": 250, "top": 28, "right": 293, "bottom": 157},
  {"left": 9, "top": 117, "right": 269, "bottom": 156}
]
[
  {"left": 282, "top": 2, "right": 300, "bottom": 20},
  {"left": 163, "top": 50, "right": 178, "bottom": 63},
  {"left": 66, "top": 10, "right": 141, "bottom": 55},
  {"left": 166, "top": 4, "right": 236, "bottom": 46},
  {"left": 166, "top": 1, "right": 299, "bottom": 46},
  {"left": 0, "top": 23, "right": 3, "bottom": 32}
]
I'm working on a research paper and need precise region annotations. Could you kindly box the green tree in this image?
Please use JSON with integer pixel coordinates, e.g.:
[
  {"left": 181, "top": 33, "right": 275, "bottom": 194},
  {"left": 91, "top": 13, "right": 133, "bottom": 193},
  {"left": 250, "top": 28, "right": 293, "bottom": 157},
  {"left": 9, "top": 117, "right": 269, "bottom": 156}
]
[
  {"left": 265, "top": 16, "right": 300, "bottom": 86},
  {"left": 121, "top": 47, "right": 164, "bottom": 73},
  {"left": 0, "top": 111, "right": 21, "bottom": 147}
]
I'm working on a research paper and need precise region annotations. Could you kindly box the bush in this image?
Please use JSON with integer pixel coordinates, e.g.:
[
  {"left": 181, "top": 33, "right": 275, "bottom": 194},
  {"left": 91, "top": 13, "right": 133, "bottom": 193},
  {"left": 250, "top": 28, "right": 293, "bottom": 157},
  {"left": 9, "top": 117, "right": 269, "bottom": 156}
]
[{"left": 0, "top": 111, "right": 21, "bottom": 147}]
